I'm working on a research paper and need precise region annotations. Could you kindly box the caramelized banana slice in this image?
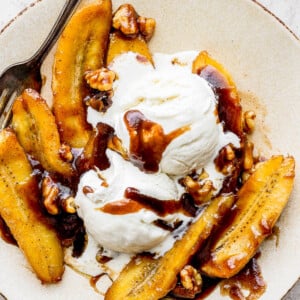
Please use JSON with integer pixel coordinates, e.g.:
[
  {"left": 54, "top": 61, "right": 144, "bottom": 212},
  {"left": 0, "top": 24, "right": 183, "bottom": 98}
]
[
  {"left": 0, "top": 129, "right": 64, "bottom": 283},
  {"left": 192, "top": 51, "right": 243, "bottom": 137},
  {"left": 12, "top": 89, "right": 74, "bottom": 177},
  {"left": 200, "top": 155, "right": 295, "bottom": 278},
  {"left": 105, "top": 195, "right": 234, "bottom": 300},
  {"left": 107, "top": 31, "right": 153, "bottom": 65},
  {"left": 52, "top": 0, "right": 112, "bottom": 148}
]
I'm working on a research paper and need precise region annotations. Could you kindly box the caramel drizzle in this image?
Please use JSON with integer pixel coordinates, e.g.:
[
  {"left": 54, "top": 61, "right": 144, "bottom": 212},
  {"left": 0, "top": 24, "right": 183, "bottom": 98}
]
[
  {"left": 99, "top": 187, "right": 196, "bottom": 218},
  {"left": 124, "top": 110, "right": 190, "bottom": 172}
]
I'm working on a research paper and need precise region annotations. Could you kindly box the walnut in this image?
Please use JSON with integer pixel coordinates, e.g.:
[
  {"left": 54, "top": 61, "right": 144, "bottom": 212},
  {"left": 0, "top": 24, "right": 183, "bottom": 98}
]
[
  {"left": 42, "top": 176, "right": 59, "bottom": 215},
  {"left": 112, "top": 4, "right": 139, "bottom": 36},
  {"left": 85, "top": 68, "right": 116, "bottom": 92},
  {"left": 243, "top": 140, "right": 254, "bottom": 170},
  {"left": 243, "top": 110, "right": 256, "bottom": 133},
  {"left": 84, "top": 90, "right": 113, "bottom": 112},
  {"left": 179, "top": 265, "right": 202, "bottom": 295},
  {"left": 181, "top": 175, "right": 214, "bottom": 205},
  {"left": 137, "top": 16, "right": 156, "bottom": 41},
  {"left": 214, "top": 144, "right": 237, "bottom": 175},
  {"left": 59, "top": 143, "right": 73, "bottom": 162},
  {"left": 61, "top": 196, "right": 77, "bottom": 214},
  {"left": 224, "top": 144, "right": 235, "bottom": 161}
]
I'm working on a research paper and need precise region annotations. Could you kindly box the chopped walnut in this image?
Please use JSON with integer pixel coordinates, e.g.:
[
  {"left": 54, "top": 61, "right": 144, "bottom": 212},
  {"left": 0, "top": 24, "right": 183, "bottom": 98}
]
[
  {"left": 61, "top": 196, "right": 77, "bottom": 214},
  {"left": 180, "top": 265, "right": 202, "bottom": 292},
  {"left": 198, "top": 169, "right": 209, "bottom": 180},
  {"left": 42, "top": 176, "right": 59, "bottom": 215},
  {"left": 181, "top": 175, "right": 214, "bottom": 205},
  {"left": 243, "top": 140, "right": 254, "bottom": 170},
  {"left": 59, "top": 143, "right": 73, "bottom": 162},
  {"left": 85, "top": 68, "right": 116, "bottom": 92},
  {"left": 243, "top": 110, "right": 256, "bottom": 133},
  {"left": 214, "top": 144, "right": 237, "bottom": 175},
  {"left": 137, "top": 16, "right": 156, "bottom": 41},
  {"left": 225, "top": 144, "right": 235, "bottom": 161},
  {"left": 112, "top": 4, "right": 139, "bottom": 36},
  {"left": 84, "top": 90, "right": 113, "bottom": 112}
]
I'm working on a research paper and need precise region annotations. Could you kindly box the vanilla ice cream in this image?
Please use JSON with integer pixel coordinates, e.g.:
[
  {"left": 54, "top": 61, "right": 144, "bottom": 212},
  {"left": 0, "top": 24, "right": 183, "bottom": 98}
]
[
  {"left": 75, "top": 51, "right": 240, "bottom": 255},
  {"left": 88, "top": 51, "right": 238, "bottom": 175},
  {"left": 75, "top": 150, "right": 190, "bottom": 253}
]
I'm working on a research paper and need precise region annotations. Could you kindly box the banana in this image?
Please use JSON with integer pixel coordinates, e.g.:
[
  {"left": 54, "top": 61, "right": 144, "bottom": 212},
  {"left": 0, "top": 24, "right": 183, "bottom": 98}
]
[
  {"left": 52, "top": 0, "right": 112, "bottom": 148},
  {"left": 192, "top": 51, "right": 243, "bottom": 137},
  {"left": 12, "top": 88, "right": 74, "bottom": 177},
  {"left": 105, "top": 195, "right": 234, "bottom": 300},
  {"left": 0, "top": 129, "right": 64, "bottom": 283},
  {"left": 200, "top": 155, "right": 295, "bottom": 278},
  {"left": 107, "top": 31, "right": 153, "bottom": 65}
]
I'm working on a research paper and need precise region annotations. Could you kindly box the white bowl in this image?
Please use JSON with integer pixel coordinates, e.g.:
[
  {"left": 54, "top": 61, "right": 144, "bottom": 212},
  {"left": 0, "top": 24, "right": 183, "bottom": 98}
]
[{"left": 0, "top": 0, "right": 299, "bottom": 299}]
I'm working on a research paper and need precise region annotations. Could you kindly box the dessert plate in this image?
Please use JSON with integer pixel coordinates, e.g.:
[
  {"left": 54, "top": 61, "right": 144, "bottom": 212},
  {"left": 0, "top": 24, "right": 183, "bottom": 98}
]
[{"left": 0, "top": 0, "right": 299, "bottom": 299}]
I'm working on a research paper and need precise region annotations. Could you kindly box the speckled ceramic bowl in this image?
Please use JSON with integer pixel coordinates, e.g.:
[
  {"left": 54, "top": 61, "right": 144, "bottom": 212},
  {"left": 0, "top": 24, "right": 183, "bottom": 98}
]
[{"left": 0, "top": 0, "right": 299, "bottom": 299}]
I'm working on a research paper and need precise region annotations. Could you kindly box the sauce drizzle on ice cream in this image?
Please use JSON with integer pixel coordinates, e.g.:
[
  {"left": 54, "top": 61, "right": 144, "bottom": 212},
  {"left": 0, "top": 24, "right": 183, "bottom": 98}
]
[
  {"left": 124, "top": 110, "right": 190, "bottom": 172},
  {"left": 99, "top": 187, "right": 196, "bottom": 217}
]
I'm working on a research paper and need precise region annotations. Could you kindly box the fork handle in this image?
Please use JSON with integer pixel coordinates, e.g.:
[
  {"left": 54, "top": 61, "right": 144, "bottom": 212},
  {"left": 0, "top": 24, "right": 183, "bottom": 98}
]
[{"left": 30, "top": 0, "right": 80, "bottom": 67}]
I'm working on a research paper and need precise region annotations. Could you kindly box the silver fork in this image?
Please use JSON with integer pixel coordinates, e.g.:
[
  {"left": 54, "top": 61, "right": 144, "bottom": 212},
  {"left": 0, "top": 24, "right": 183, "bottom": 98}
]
[{"left": 0, "top": 0, "right": 80, "bottom": 129}]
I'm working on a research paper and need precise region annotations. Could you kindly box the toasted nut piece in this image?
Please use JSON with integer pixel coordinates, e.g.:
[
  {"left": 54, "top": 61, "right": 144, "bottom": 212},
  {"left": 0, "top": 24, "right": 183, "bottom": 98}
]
[
  {"left": 180, "top": 265, "right": 202, "bottom": 293},
  {"left": 243, "top": 110, "right": 256, "bottom": 133},
  {"left": 85, "top": 68, "right": 116, "bottom": 91},
  {"left": 42, "top": 176, "right": 59, "bottom": 215},
  {"left": 137, "top": 16, "right": 156, "bottom": 41},
  {"left": 242, "top": 170, "right": 251, "bottom": 183},
  {"left": 61, "top": 197, "right": 76, "bottom": 214},
  {"left": 181, "top": 176, "right": 214, "bottom": 205},
  {"left": 198, "top": 169, "right": 209, "bottom": 180},
  {"left": 59, "top": 143, "right": 73, "bottom": 162},
  {"left": 225, "top": 144, "right": 235, "bottom": 161},
  {"left": 84, "top": 90, "right": 113, "bottom": 112},
  {"left": 215, "top": 144, "right": 236, "bottom": 175},
  {"left": 243, "top": 141, "right": 254, "bottom": 170},
  {"left": 113, "top": 4, "right": 139, "bottom": 36}
]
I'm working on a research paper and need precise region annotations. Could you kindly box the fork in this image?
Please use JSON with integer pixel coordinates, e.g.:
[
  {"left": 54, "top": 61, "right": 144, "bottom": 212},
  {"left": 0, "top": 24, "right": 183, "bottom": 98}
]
[{"left": 0, "top": 0, "right": 80, "bottom": 129}]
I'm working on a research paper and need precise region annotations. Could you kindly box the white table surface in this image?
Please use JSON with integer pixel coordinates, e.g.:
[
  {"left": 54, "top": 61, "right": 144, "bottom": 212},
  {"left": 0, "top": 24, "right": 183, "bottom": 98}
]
[{"left": 0, "top": 0, "right": 299, "bottom": 299}]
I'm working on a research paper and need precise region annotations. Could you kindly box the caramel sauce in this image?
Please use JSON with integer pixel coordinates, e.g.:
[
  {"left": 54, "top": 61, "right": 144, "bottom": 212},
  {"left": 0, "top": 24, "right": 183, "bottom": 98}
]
[
  {"left": 0, "top": 215, "right": 17, "bottom": 246},
  {"left": 100, "top": 198, "right": 144, "bottom": 215},
  {"left": 199, "top": 66, "right": 243, "bottom": 138},
  {"left": 99, "top": 187, "right": 197, "bottom": 218},
  {"left": 214, "top": 145, "right": 244, "bottom": 194},
  {"left": 195, "top": 276, "right": 220, "bottom": 300},
  {"left": 268, "top": 225, "right": 280, "bottom": 247},
  {"left": 220, "top": 254, "right": 266, "bottom": 300},
  {"left": 124, "top": 110, "right": 190, "bottom": 172},
  {"left": 83, "top": 185, "right": 95, "bottom": 195},
  {"left": 90, "top": 273, "right": 112, "bottom": 294},
  {"left": 76, "top": 122, "right": 114, "bottom": 174}
]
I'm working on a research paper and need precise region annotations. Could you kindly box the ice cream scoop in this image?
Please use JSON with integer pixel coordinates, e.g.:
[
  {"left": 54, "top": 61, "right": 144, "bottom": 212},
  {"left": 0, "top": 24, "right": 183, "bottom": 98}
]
[
  {"left": 77, "top": 51, "right": 239, "bottom": 254},
  {"left": 75, "top": 150, "right": 189, "bottom": 253}
]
